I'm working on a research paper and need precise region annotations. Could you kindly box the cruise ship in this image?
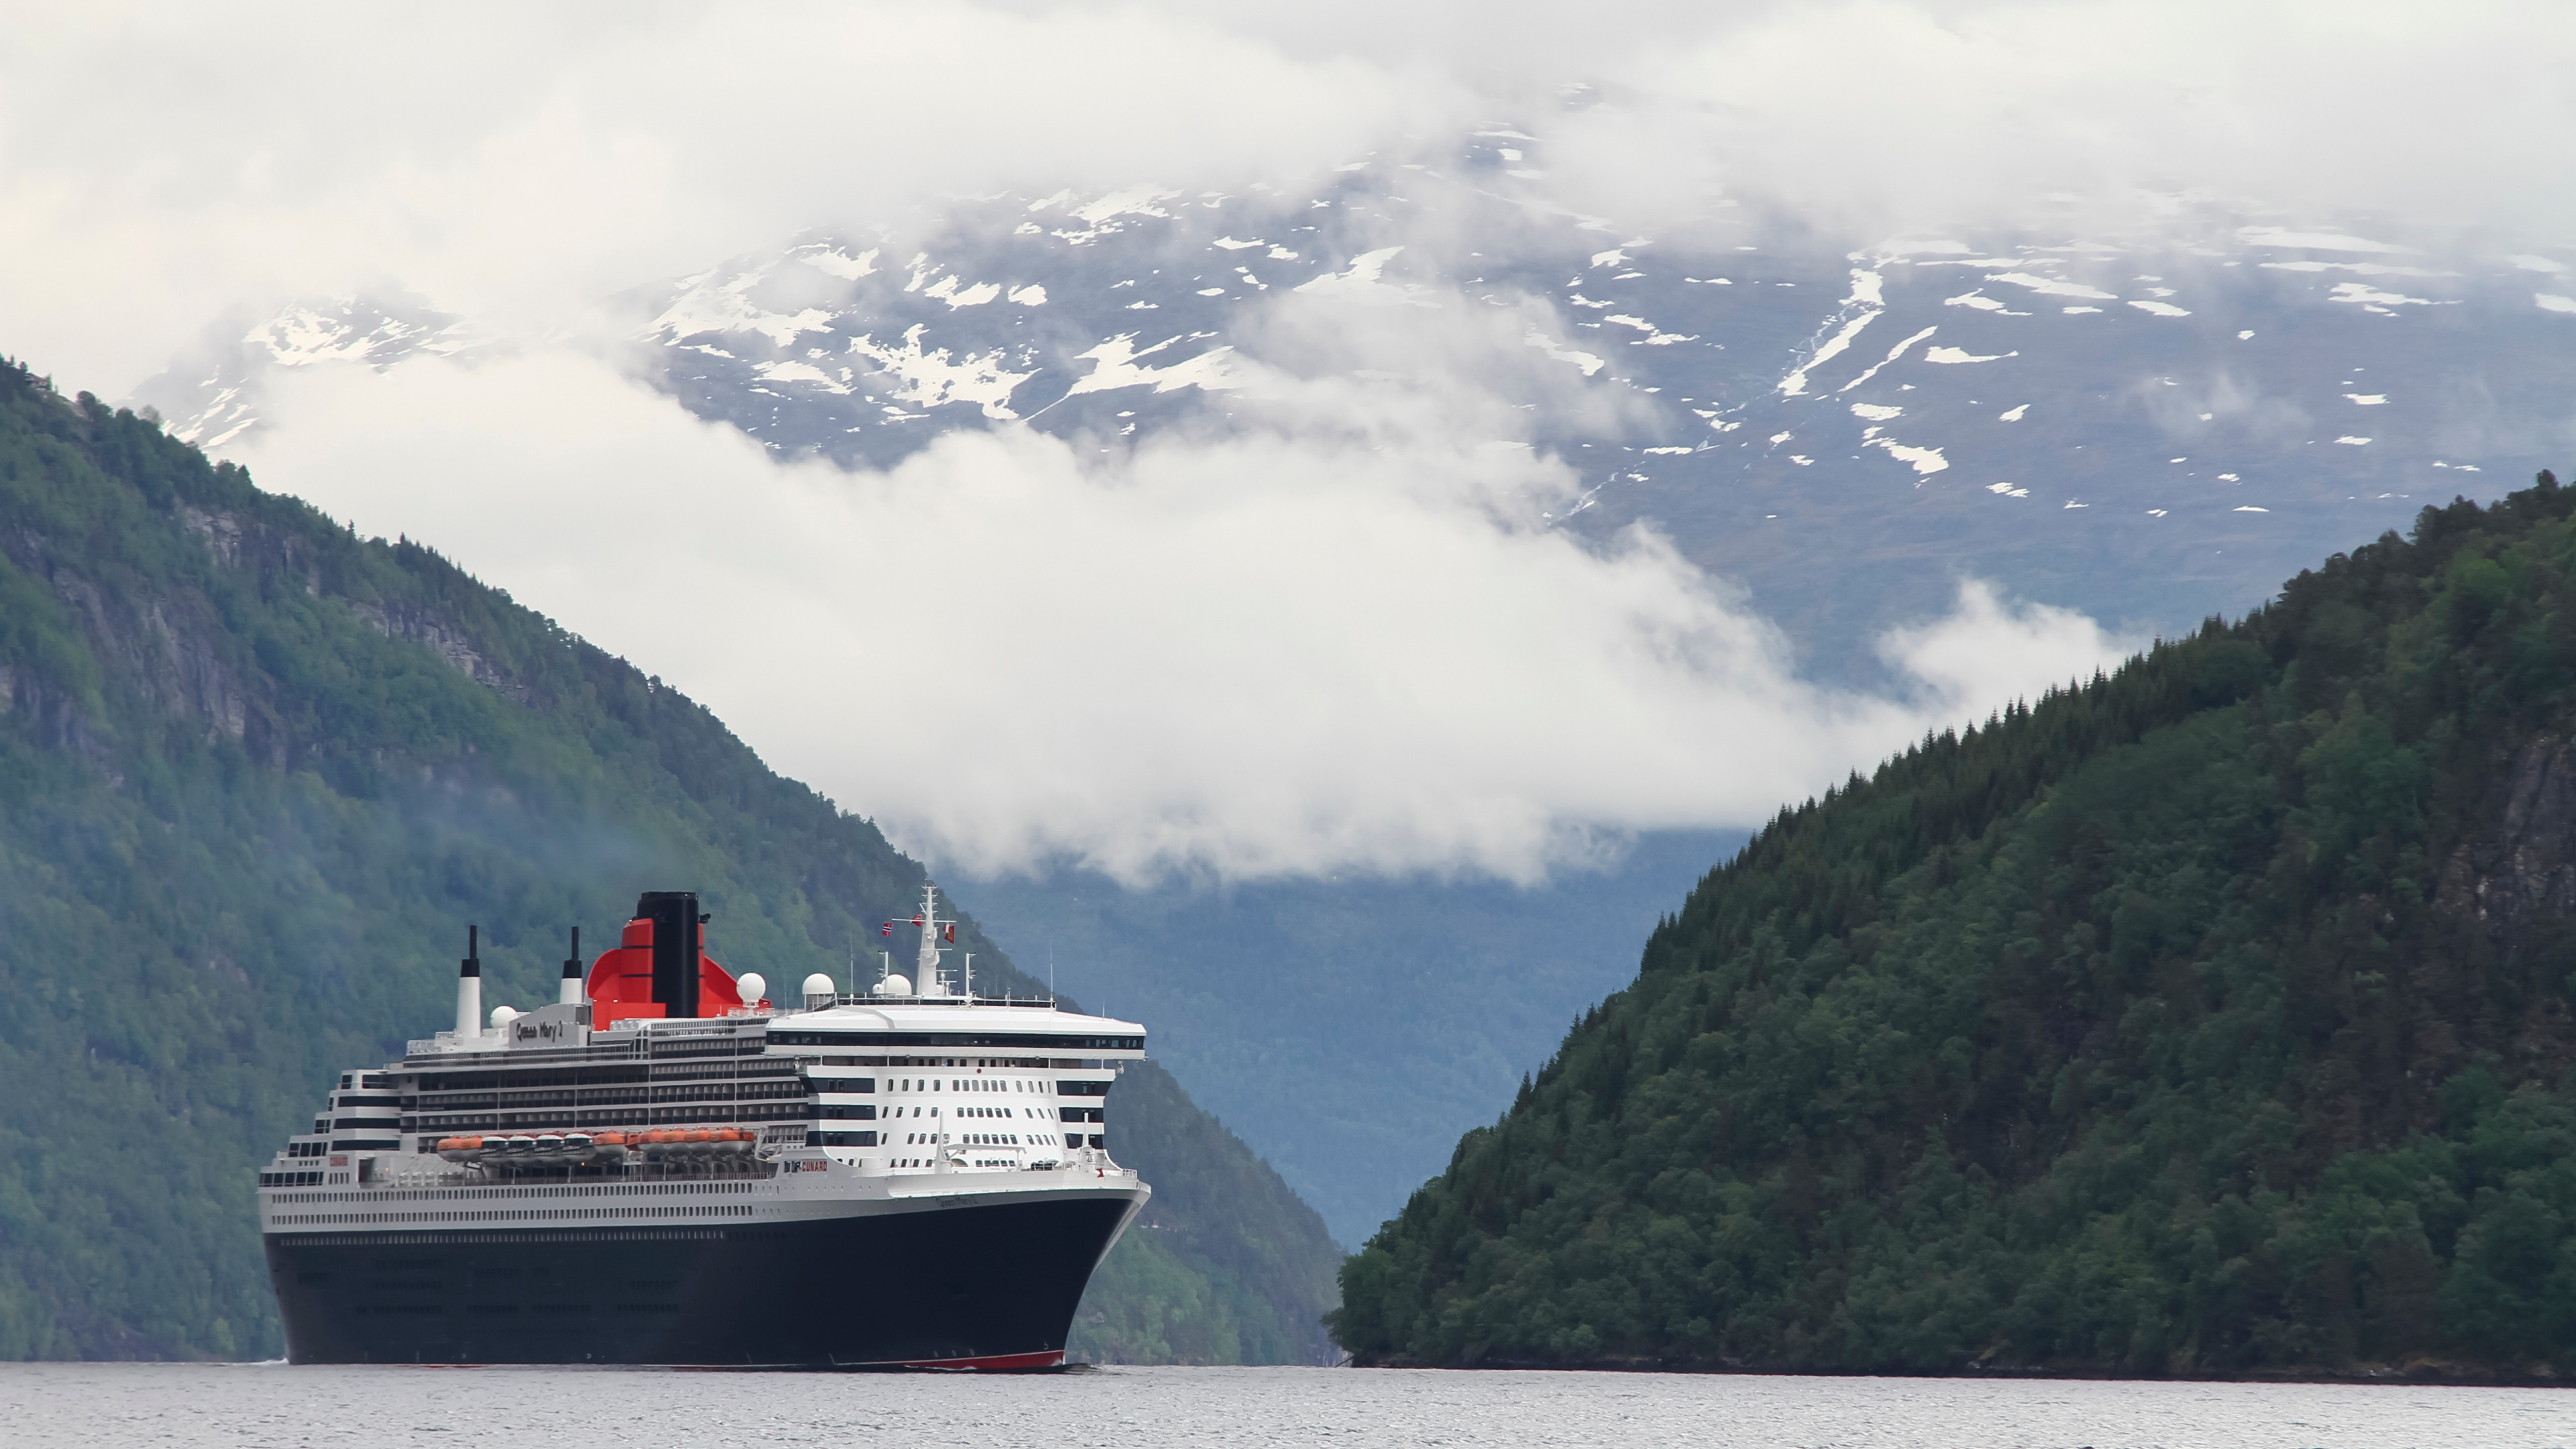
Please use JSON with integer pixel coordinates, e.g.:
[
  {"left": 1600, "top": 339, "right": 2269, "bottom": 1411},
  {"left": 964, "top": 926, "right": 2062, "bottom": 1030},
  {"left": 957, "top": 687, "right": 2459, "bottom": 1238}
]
[{"left": 260, "top": 887, "right": 1149, "bottom": 1367}]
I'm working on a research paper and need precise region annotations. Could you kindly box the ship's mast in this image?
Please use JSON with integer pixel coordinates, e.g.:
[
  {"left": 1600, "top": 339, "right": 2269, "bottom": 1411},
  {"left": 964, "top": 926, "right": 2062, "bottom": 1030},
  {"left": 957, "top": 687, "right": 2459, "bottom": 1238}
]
[{"left": 914, "top": 882, "right": 946, "bottom": 996}]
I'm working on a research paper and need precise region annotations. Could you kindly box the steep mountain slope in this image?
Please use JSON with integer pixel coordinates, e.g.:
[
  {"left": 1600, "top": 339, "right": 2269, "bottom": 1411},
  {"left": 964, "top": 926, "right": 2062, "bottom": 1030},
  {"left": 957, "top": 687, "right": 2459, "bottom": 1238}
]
[
  {"left": 1334, "top": 470, "right": 2576, "bottom": 1377},
  {"left": 0, "top": 357, "right": 1336, "bottom": 1363}
]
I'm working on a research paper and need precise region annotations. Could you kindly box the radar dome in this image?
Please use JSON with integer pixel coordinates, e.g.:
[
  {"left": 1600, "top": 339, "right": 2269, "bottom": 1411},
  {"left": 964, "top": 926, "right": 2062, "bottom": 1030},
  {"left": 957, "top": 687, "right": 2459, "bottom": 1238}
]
[
  {"left": 800, "top": 973, "right": 835, "bottom": 1004},
  {"left": 490, "top": 1006, "right": 520, "bottom": 1029},
  {"left": 873, "top": 975, "right": 912, "bottom": 996},
  {"left": 734, "top": 971, "right": 765, "bottom": 1005}
]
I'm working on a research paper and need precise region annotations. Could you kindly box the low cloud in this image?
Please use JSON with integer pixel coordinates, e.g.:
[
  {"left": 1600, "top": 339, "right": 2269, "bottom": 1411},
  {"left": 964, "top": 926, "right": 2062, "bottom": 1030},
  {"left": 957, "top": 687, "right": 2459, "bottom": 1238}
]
[
  {"left": 235, "top": 308, "right": 2136, "bottom": 885},
  {"left": 28, "top": 0, "right": 2472, "bottom": 883}
]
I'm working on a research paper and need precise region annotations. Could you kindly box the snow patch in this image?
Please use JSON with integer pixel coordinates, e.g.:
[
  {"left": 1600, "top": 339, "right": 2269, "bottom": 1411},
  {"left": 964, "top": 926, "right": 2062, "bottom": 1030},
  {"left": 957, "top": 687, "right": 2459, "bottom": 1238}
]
[
  {"left": 1868, "top": 437, "right": 1947, "bottom": 474},
  {"left": 1069, "top": 185, "right": 1181, "bottom": 224},
  {"left": 1850, "top": 402, "right": 1904, "bottom": 421},
  {"left": 650, "top": 271, "right": 837, "bottom": 349},
  {"left": 1839, "top": 325, "right": 1937, "bottom": 392},
  {"left": 2346, "top": 393, "right": 2387, "bottom": 405},
  {"left": 2127, "top": 300, "right": 2192, "bottom": 317},
  {"left": 2238, "top": 227, "right": 2408, "bottom": 253},
  {"left": 2330, "top": 282, "right": 2433, "bottom": 307},
  {"left": 1295, "top": 247, "right": 1436, "bottom": 307},
  {"left": 845, "top": 326, "right": 1033, "bottom": 419},
  {"left": 754, "top": 360, "right": 849, "bottom": 394},
  {"left": 799, "top": 246, "right": 879, "bottom": 280},
  {"left": 1063, "top": 333, "right": 1242, "bottom": 398},
  {"left": 2260, "top": 260, "right": 2455, "bottom": 277},
  {"left": 1008, "top": 284, "right": 1049, "bottom": 307},
  {"left": 2334, "top": 435, "right": 2373, "bottom": 445},
  {"left": 1925, "top": 345, "right": 2016, "bottom": 364},
  {"left": 2538, "top": 294, "right": 2576, "bottom": 315},
  {"left": 940, "top": 280, "right": 1002, "bottom": 309},
  {"left": 1777, "top": 270, "right": 1884, "bottom": 396},
  {"left": 1986, "top": 272, "right": 2116, "bottom": 300},
  {"left": 1604, "top": 315, "right": 1699, "bottom": 345},
  {"left": 1523, "top": 330, "right": 1607, "bottom": 376},
  {"left": 1997, "top": 404, "right": 2029, "bottom": 421}
]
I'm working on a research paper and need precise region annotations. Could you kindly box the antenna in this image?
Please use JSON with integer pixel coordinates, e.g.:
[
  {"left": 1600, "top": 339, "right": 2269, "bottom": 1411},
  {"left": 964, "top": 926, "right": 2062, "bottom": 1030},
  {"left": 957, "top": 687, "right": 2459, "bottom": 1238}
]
[{"left": 963, "top": 953, "right": 974, "bottom": 1002}]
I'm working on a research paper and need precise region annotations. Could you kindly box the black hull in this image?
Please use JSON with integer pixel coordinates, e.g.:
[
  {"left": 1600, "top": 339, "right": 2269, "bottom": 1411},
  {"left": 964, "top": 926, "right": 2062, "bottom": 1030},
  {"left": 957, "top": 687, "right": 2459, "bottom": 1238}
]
[{"left": 265, "top": 1191, "right": 1139, "bottom": 1366}]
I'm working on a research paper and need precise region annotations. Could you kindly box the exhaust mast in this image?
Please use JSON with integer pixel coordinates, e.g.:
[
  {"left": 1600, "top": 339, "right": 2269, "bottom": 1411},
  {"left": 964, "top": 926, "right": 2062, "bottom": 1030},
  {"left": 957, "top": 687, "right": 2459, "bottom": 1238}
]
[
  {"left": 559, "top": 925, "right": 584, "bottom": 1006},
  {"left": 455, "top": 924, "right": 482, "bottom": 1038}
]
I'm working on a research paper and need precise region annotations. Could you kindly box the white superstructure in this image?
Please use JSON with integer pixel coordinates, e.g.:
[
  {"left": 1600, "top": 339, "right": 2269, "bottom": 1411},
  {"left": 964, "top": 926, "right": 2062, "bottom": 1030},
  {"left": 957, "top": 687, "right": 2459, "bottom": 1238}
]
[{"left": 258, "top": 885, "right": 1146, "bottom": 1242}]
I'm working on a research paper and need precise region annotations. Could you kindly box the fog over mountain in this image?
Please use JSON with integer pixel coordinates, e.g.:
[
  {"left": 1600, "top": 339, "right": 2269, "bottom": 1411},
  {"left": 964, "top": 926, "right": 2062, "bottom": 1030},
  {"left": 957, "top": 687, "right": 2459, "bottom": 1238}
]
[{"left": 12, "top": 0, "right": 2576, "bottom": 1239}]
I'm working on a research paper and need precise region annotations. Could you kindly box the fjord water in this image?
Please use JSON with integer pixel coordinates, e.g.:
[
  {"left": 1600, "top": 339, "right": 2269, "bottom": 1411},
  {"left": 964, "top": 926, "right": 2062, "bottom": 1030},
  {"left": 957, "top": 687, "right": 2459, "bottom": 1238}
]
[{"left": 5, "top": 1364, "right": 2567, "bottom": 1448}]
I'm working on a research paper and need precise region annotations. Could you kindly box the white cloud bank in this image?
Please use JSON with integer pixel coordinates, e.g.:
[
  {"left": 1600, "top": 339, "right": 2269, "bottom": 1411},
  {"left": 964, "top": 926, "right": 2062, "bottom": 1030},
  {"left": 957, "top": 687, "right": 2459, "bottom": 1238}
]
[
  {"left": 0, "top": 2, "right": 1453, "bottom": 393},
  {"left": 12, "top": 1, "right": 2574, "bottom": 394},
  {"left": 236, "top": 336, "right": 2134, "bottom": 884},
  {"left": 38, "top": 0, "right": 2547, "bottom": 882}
]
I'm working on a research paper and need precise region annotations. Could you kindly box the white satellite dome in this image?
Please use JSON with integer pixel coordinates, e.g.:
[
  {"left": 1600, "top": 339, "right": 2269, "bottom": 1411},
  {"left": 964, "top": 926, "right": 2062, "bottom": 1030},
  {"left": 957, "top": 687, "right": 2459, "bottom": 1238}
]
[
  {"left": 873, "top": 975, "right": 912, "bottom": 996},
  {"left": 734, "top": 971, "right": 766, "bottom": 1005},
  {"left": 800, "top": 973, "right": 836, "bottom": 1004},
  {"left": 489, "top": 1006, "right": 520, "bottom": 1029}
]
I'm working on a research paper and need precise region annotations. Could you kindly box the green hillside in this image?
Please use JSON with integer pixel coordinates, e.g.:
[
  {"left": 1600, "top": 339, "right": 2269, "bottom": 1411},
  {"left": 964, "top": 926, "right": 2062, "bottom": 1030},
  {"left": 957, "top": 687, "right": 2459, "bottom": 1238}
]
[
  {"left": 1334, "top": 470, "right": 2576, "bottom": 1379},
  {"left": 0, "top": 358, "right": 1338, "bottom": 1363}
]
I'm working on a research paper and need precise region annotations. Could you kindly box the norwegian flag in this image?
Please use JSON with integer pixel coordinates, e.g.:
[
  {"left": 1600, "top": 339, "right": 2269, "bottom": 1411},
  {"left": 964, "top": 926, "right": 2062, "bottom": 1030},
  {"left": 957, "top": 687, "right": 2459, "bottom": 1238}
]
[
  {"left": 912, "top": 914, "right": 924, "bottom": 927},
  {"left": 880, "top": 920, "right": 894, "bottom": 937},
  {"left": 944, "top": 924, "right": 957, "bottom": 944}
]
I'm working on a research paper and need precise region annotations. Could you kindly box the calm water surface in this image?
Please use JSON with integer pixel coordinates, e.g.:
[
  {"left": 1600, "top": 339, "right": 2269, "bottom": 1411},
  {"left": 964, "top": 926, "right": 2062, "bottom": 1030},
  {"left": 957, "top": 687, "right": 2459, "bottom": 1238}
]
[{"left": 3, "top": 1363, "right": 2567, "bottom": 1448}]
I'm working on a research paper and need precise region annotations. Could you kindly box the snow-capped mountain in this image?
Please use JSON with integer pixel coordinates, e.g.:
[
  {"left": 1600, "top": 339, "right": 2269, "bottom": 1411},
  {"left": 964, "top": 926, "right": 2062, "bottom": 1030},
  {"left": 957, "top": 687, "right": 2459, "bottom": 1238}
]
[
  {"left": 158, "top": 141, "right": 2574, "bottom": 676},
  {"left": 133, "top": 296, "right": 476, "bottom": 451}
]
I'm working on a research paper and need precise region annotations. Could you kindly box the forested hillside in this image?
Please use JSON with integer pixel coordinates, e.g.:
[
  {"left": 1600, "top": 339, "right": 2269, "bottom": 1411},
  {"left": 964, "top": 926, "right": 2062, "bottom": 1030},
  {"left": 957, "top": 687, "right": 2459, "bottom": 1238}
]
[
  {"left": 1335, "top": 470, "right": 2576, "bottom": 1379},
  {"left": 0, "top": 358, "right": 1337, "bottom": 1363}
]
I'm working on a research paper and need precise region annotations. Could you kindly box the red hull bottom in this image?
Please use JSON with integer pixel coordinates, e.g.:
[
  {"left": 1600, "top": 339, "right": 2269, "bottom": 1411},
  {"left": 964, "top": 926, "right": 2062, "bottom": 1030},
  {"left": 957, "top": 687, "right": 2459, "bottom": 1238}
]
[
  {"left": 900, "top": 1348, "right": 1065, "bottom": 1371},
  {"left": 906, "top": 1340, "right": 1066, "bottom": 1361}
]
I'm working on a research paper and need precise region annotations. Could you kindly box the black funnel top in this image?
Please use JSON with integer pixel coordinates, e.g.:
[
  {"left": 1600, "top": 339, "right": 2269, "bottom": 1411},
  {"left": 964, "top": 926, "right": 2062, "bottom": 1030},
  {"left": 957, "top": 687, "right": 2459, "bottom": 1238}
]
[{"left": 637, "top": 892, "right": 700, "bottom": 1018}]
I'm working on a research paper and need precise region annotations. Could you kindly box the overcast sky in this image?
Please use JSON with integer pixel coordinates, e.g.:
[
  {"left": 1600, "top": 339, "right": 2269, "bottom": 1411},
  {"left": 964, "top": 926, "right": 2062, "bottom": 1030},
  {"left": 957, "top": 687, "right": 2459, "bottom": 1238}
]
[{"left": 6, "top": 1, "right": 2570, "bottom": 881}]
